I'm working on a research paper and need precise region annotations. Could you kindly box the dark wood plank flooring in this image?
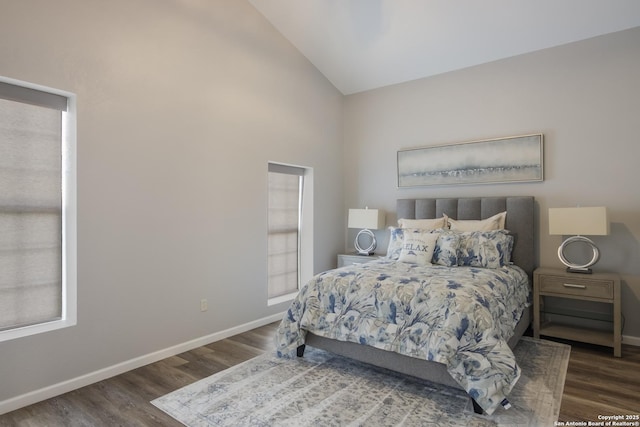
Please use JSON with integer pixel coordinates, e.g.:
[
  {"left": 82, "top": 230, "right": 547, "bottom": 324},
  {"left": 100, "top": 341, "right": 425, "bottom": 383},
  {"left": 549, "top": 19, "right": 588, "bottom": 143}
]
[
  {"left": 1, "top": 322, "right": 638, "bottom": 426},
  {"left": 0, "top": 323, "right": 279, "bottom": 427},
  {"left": 557, "top": 339, "right": 640, "bottom": 422}
]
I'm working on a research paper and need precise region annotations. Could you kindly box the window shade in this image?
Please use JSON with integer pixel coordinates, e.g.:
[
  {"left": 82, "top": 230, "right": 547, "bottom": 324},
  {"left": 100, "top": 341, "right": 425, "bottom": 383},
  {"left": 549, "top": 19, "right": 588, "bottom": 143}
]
[
  {"left": 0, "top": 92, "right": 64, "bottom": 331},
  {"left": 267, "top": 164, "right": 304, "bottom": 299}
]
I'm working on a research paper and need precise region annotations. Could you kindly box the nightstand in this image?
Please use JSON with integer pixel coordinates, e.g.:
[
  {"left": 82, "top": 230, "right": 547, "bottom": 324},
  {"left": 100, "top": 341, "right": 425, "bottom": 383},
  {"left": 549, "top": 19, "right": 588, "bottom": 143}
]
[
  {"left": 337, "top": 253, "right": 384, "bottom": 268},
  {"left": 533, "top": 267, "right": 621, "bottom": 357}
]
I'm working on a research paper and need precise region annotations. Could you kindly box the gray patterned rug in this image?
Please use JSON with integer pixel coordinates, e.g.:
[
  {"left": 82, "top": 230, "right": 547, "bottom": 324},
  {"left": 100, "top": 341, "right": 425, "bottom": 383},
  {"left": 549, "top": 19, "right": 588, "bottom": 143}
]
[{"left": 152, "top": 337, "right": 570, "bottom": 426}]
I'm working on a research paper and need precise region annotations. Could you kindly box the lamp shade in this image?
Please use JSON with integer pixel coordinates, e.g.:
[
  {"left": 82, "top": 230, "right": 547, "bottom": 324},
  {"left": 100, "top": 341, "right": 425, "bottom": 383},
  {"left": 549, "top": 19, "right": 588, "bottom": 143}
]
[
  {"left": 348, "top": 208, "right": 385, "bottom": 230},
  {"left": 549, "top": 207, "right": 609, "bottom": 236}
]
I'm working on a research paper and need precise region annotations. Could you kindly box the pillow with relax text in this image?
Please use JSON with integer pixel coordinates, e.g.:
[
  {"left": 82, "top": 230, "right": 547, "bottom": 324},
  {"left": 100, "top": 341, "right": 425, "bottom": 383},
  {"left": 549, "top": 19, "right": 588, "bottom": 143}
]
[{"left": 398, "top": 230, "right": 440, "bottom": 265}]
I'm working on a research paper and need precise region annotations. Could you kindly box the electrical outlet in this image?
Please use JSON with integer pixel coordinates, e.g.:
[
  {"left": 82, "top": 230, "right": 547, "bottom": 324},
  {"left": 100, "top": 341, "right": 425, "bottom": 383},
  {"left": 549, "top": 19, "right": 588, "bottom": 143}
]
[{"left": 200, "top": 299, "right": 208, "bottom": 312}]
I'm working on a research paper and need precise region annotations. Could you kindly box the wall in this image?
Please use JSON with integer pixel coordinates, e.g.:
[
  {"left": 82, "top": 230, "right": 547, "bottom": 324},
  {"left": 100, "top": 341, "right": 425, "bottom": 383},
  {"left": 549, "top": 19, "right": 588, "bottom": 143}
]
[
  {"left": 344, "top": 27, "right": 640, "bottom": 340},
  {"left": 0, "top": 0, "right": 344, "bottom": 408}
]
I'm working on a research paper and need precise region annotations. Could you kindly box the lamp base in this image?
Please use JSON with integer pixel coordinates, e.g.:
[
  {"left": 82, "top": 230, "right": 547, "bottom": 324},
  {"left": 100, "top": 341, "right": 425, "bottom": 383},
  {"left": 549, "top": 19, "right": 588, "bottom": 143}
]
[
  {"left": 566, "top": 267, "right": 593, "bottom": 274},
  {"left": 558, "top": 235, "right": 600, "bottom": 274},
  {"left": 356, "top": 250, "right": 375, "bottom": 256},
  {"left": 354, "top": 229, "right": 377, "bottom": 256}
]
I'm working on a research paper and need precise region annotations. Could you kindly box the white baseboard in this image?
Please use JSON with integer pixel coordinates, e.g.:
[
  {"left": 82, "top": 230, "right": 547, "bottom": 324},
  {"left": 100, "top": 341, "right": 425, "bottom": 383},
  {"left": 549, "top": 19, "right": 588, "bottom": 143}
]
[
  {"left": 0, "top": 312, "right": 284, "bottom": 416},
  {"left": 623, "top": 334, "right": 640, "bottom": 347}
]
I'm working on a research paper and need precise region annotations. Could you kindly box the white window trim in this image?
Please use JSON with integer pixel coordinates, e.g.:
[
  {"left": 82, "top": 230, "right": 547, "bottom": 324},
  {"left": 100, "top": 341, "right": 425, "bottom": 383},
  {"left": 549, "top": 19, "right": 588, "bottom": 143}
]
[
  {"left": 267, "top": 291, "right": 300, "bottom": 307},
  {"left": 0, "top": 76, "right": 77, "bottom": 343}
]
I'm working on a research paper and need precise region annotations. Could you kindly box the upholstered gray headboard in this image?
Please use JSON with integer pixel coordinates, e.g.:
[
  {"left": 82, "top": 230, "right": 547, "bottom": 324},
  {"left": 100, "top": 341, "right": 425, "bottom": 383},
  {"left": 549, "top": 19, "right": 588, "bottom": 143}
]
[{"left": 397, "top": 197, "right": 535, "bottom": 276}]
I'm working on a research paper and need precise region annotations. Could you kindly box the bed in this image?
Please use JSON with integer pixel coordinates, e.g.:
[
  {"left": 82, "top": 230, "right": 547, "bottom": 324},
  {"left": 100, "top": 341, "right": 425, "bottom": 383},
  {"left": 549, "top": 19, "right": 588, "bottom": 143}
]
[{"left": 275, "top": 196, "right": 535, "bottom": 415}]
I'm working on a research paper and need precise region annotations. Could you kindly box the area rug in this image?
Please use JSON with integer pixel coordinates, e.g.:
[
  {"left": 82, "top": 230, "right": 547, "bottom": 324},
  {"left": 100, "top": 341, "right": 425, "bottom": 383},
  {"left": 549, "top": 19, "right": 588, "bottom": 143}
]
[{"left": 152, "top": 337, "right": 570, "bottom": 426}]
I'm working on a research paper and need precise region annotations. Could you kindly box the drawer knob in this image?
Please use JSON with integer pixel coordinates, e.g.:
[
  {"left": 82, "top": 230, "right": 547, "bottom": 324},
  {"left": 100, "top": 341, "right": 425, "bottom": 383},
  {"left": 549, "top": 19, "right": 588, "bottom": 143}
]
[{"left": 563, "top": 283, "right": 587, "bottom": 289}]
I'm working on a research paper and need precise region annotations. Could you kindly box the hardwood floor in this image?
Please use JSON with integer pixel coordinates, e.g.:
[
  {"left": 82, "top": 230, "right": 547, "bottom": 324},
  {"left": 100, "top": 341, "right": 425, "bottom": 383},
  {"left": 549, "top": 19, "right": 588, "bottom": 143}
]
[
  {"left": 557, "top": 339, "right": 640, "bottom": 423},
  {"left": 0, "top": 323, "right": 279, "bottom": 427},
  {"left": 1, "top": 322, "right": 638, "bottom": 426}
]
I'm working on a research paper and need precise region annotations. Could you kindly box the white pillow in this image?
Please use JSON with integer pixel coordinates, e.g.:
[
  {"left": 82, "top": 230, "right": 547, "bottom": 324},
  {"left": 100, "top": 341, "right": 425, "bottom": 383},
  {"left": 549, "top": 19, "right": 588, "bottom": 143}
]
[
  {"left": 398, "top": 230, "right": 440, "bottom": 265},
  {"left": 448, "top": 211, "right": 506, "bottom": 232},
  {"left": 398, "top": 216, "right": 448, "bottom": 230}
]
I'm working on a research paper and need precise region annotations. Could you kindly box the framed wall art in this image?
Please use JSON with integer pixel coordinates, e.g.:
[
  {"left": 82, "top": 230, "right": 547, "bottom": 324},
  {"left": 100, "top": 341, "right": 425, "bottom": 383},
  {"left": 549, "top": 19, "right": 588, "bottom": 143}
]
[{"left": 397, "top": 134, "right": 543, "bottom": 187}]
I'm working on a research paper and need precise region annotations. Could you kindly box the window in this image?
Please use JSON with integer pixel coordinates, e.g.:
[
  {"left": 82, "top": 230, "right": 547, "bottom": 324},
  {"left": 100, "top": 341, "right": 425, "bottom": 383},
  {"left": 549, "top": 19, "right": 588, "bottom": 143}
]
[
  {"left": 267, "top": 162, "right": 312, "bottom": 305},
  {"left": 0, "top": 77, "right": 76, "bottom": 342}
]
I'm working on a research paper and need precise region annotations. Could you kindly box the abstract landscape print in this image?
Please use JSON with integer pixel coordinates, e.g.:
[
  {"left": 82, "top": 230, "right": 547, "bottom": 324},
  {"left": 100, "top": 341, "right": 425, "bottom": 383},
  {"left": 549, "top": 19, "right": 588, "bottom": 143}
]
[{"left": 397, "top": 134, "right": 543, "bottom": 187}]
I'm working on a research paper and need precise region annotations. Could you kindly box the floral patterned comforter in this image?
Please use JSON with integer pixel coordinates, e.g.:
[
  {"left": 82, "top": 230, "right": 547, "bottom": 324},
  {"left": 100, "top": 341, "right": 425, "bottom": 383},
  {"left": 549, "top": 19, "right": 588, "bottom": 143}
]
[{"left": 275, "top": 259, "right": 531, "bottom": 415}]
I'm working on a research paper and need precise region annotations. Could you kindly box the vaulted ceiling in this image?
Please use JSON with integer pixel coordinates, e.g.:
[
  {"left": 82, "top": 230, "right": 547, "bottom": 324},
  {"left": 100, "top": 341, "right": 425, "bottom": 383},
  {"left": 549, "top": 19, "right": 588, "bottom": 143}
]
[{"left": 249, "top": 0, "right": 640, "bottom": 94}]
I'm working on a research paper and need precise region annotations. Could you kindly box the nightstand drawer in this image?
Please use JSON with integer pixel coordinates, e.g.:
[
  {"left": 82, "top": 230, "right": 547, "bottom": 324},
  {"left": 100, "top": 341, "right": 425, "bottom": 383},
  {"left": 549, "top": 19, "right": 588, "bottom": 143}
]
[
  {"left": 539, "top": 275, "right": 613, "bottom": 299},
  {"left": 337, "top": 254, "right": 383, "bottom": 268}
]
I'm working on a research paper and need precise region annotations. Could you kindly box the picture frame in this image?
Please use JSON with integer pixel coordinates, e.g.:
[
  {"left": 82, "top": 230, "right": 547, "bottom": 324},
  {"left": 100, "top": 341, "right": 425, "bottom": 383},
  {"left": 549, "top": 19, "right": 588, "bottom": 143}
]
[{"left": 397, "top": 134, "right": 544, "bottom": 187}]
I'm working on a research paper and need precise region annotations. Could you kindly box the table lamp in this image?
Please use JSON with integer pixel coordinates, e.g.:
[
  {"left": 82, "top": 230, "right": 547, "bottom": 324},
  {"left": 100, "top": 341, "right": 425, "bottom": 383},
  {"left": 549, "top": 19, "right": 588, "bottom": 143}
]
[
  {"left": 348, "top": 207, "right": 385, "bottom": 255},
  {"left": 548, "top": 206, "right": 609, "bottom": 274}
]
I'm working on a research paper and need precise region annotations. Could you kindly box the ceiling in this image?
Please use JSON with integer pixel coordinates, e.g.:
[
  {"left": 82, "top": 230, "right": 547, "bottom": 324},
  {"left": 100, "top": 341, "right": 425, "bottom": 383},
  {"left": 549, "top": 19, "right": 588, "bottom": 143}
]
[{"left": 249, "top": 0, "right": 640, "bottom": 95}]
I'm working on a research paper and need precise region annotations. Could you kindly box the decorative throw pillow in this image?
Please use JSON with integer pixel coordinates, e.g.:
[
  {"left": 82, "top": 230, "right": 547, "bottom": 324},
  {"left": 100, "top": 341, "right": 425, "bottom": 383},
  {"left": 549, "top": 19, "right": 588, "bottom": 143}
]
[
  {"left": 432, "top": 230, "right": 461, "bottom": 267},
  {"left": 398, "top": 230, "right": 440, "bottom": 265},
  {"left": 448, "top": 211, "right": 506, "bottom": 232},
  {"left": 456, "top": 229, "right": 514, "bottom": 268},
  {"left": 398, "top": 216, "right": 448, "bottom": 230},
  {"left": 385, "top": 226, "right": 405, "bottom": 260},
  {"left": 387, "top": 227, "right": 444, "bottom": 260}
]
